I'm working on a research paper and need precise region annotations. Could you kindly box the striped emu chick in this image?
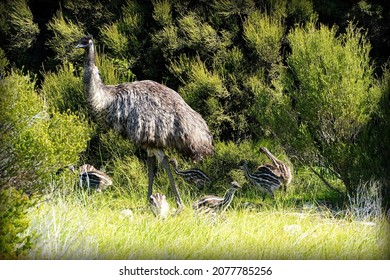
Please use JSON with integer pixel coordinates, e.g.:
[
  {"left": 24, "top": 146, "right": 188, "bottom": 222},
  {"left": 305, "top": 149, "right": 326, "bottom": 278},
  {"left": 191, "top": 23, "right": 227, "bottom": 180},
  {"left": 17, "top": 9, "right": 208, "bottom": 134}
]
[
  {"left": 149, "top": 193, "right": 170, "bottom": 219},
  {"left": 70, "top": 164, "right": 112, "bottom": 192},
  {"left": 76, "top": 36, "right": 213, "bottom": 213},
  {"left": 193, "top": 181, "right": 241, "bottom": 222},
  {"left": 238, "top": 160, "right": 280, "bottom": 199},
  {"left": 259, "top": 147, "right": 292, "bottom": 191},
  {"left": 169, "top": 158, "right": 211, "bottom": 188}
]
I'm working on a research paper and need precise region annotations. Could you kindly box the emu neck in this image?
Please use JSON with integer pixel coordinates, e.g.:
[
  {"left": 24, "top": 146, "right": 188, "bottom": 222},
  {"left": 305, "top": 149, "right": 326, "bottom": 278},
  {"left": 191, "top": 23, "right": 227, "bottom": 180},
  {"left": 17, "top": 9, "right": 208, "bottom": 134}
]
[
  {"left": 222, "top": 188, "right": 236, "bottom": 208},
  {"left": 242, "top": 164, "right": 251, "bottom": 180},
  {"left": 83, "top": 45, "right": 112, "bottom": 114}
]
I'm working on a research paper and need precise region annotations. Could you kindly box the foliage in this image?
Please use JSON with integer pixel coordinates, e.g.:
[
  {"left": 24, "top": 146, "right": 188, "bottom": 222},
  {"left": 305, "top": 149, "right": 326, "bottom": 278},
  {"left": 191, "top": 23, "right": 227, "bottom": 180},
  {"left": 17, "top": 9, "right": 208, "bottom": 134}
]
[
  {"left": 0, "top": 70, "right": 92, "bottom": 191},
  {"left": 211, "top": 0, "right": 256, "bottom": 17},
  {"left": 0, "top": 0, "right": 389, "bottom": 224},
  {"left": 0, "top": 0, "right": 39, "bottom": 62},
  {"left": 99, "top": 22, "right": 129, "bottom": 58},
  {"left": 152, "top": 0, "right": 172, "bottom": 26},
  {"left": 0, "top": 48, "right": 9, "bottom": 77},
  {"left": 252, "top": 21, "right": 381, "bottom": 195},
  {"left": 40, "top": 63, "right": 86, "bottom": 114},
  {"left": 62, "top": 0, "right": 115, "bottom": 36},
  {"left": 370, "top": 66, "right": 390, "bottom": 201},
  {"left": 0, "top": 188, "right": 35, "bottom": 259},
  {"left": 96, "top": 129, "right": 137, "bottom": 165},
  {"left": 178, "top": 13, "right": 223, "bottom": 57},
  {"left": 110, "top": 155, "right": 148, "bottom": 196},
  {"left": 284, "top": 0, "right": 316, "bottom": 24},
  {"left": 1, "top": 1, "right": 390, "bottom": 260},
  {"left": 46, "top": 10, "right": 86, "bottom": 64},
  {"left": 243, "top": 10, "right": 285, "bottom": 65},
  {"left": 313, "top": 0, "right": 390, "bottom": 67},
  {"left": 95, "top": 47, "right": 136, "bottom": 85},
  {"left": 176, "top": 57, "right": 229, "bottom": 137}
]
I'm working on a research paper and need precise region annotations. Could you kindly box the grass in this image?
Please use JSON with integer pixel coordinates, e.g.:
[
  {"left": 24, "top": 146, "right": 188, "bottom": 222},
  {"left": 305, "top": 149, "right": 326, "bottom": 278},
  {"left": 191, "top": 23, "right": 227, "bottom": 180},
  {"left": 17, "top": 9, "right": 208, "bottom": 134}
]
[{"left": 24, "top": 185, "right": 390, "bottom": 260}]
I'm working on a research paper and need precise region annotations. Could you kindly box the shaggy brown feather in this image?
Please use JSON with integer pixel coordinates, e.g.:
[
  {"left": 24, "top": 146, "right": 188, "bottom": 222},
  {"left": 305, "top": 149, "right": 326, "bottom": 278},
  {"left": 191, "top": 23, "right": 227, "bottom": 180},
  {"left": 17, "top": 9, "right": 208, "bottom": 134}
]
[
  {"left": 76, "top": 35, "right": 213, "bottom": 211},
  {"left": 77, "top": 36, "right": 213, "bottom": 161}
]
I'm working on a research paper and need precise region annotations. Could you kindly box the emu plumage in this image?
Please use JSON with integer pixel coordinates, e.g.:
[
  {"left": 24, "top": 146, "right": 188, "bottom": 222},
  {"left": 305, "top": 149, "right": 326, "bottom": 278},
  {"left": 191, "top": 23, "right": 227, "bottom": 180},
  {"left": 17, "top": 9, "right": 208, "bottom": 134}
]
[{"left": 76, "top": 36, "right": 213, "bottom": 212}]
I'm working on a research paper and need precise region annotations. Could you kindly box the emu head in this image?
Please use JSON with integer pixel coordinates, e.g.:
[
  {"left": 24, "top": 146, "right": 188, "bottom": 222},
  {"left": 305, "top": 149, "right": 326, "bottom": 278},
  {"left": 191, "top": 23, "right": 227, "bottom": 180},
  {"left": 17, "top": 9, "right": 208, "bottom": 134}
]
[
  {"left": 169, "top": 158, "right": 178, "bottom": 167},
  {"left": 230, "top": 181, "right": 242, "bottom": 190},
  {"left": 238, "top": 160, "right": 248, "bottom": 170},
  {"left": 259, "top": 146, "right": 269, "bottom": 154},
  {"left": 76, "top": 35, "right": 93, "bottom": 49}
]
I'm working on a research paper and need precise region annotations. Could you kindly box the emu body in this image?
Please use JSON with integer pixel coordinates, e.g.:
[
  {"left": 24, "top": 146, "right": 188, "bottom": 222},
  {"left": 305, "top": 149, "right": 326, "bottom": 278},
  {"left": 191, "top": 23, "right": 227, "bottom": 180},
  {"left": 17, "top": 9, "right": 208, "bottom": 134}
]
[
  {"left": 169, "top": 158, "right": 211, "bottom": 188},
  {"left": 68, "top": 164, "right": 112, "bottom": 192},
  {"left": 76, "top": 36, "right": 213, "bottom": 212},
  {"left": 259, "top": 147, "right": 292, "bottom": 191},
  {"left": 239, "top": 160, "right": 281, "bottom": 199},
  {"left": 193, "top": 181, "right": 241, "bottom": 222}
]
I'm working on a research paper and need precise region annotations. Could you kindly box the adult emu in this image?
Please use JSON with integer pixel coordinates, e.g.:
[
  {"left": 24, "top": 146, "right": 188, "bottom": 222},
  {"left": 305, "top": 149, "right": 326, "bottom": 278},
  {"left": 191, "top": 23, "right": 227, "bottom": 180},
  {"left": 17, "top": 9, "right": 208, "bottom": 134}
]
[{"left": 76, "top": 36, "right": 213, "bottom": 213}]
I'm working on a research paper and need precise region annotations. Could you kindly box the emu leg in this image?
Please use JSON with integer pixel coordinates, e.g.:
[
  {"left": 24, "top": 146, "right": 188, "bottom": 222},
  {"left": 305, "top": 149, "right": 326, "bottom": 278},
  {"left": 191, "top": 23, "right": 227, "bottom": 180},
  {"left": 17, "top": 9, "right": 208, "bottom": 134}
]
[
  {"left": 147, "top": 155, "right": 157, "bottom": 200},
  {"left": 161, "top": 155, "right": 184, "bottom": 214}
]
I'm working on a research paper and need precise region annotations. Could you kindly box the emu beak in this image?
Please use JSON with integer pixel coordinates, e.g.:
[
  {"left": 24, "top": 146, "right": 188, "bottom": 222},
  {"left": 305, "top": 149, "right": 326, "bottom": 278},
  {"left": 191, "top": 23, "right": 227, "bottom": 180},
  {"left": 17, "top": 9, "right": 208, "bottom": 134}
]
[{"left": 75, "top": 43, "right": 86, "bottom": 49}]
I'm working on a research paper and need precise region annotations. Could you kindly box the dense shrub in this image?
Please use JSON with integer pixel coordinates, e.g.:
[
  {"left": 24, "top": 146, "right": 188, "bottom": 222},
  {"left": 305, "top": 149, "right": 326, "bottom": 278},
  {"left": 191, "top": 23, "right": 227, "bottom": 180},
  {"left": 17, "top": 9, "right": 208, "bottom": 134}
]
[
  {"left": 368, "top": 66, "right": 390, "bottom": 202},
  {"left": 252, "top": 22, "right": 382, "bottom": 195},
  {"left": 99, "top": 22, "right": 129, "bottom": 58},
  {"left": 95, "top": 49, "right": 136, "bottom": 85},
  {"left": 0, "top": 70, "right": 92, "bottom": 191},
  {"left": 152, "top": 0, "right": 172, "bottom": 26},
  {"left": 0, "top": 188, "right": 35, "bottom": 259},
  {"left": 0, "top": 0, "right": 389, "bottom": 206},
  {"left": 0, "top": 0, "right": 39, "bottom": 63},
  {"left": 61, "top": 0, "right": 115, "bottom": 36},
  {"left": 0, "top": 48, "right": 9, "bottom": 76},
  {"left": 40, "top": 63, "right": 86, "bottom": 114},
  {"left": 46, "top": 10, "right": 85, "bottom": 64},
  {"left": 243, "top": 10, "right": 284, "bottom": 66}
]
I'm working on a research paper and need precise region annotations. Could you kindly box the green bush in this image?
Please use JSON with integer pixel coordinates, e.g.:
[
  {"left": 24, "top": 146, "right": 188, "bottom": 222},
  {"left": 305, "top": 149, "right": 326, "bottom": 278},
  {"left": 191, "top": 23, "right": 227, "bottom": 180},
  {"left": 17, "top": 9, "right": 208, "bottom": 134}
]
[
  {"left": 95, "top": 51, "right": 136, "bottom": 85},
  {"left": 0, "top": 0, "right": 39, "bottom": 60},
  {"left": 0, "top": 188, "right": 35, "bottom": 259},
  {"left": 269, "top": 0, "right": 316, "bottom": 24},
  {"left": 97, "top": 129, "right": 136, "bottom": 165},
  {"left": 211, "top": 0, "right": 256, "bottom": 18},
  {"left": 99, "top": 22, "right": 129, "bottom": 58},
  {"left": 111, "top": 155, "right": 147, "bottom": 197},
  {"left": 62, "top": 0, "right": 115, "bottom": 34},
  {"left": 0, "top": 70, "right": 92, "bottom": 191},
  {"left": 243, "top": 11, "right": 285, "bottom": 65},
  {"left": 152, "top": 25, "right": 182, "bottom": 60},
  {"left": 152, "top": 0, "right": 172, "bottom": 26},
  {"left": 175, "top": 57, "right": 230, "bottom": 138},
  {"left": 367, "top": 66, "right": 390, "bottom": 201},
  {"left": 252, "top": 22, "right": 382, "bottom": 195},
  {"left": 40, "top": 63, "right": 86, "bottom": 114},
  {"left": 0, "top": 48, "right": 9, "bottom": 76},
  {"left": 98, "top": 0, "right": 145, "bottom": 68},
  {"left": 121, "top": 0, "right": 145, "bottom": 34},
  {"left": 178, "top": 13, "right": 225, "bottom": 58},
  {"left": 46, "top": 10, "right": 85, "bottom": 64}
]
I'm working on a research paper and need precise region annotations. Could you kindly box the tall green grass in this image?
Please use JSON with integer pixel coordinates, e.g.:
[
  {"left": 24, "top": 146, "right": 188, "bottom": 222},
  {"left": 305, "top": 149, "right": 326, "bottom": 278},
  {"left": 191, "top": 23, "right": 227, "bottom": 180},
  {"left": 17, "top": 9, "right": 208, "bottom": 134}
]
[{"left": 25, "top": 184, "right": 389, "bottom": 260}]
